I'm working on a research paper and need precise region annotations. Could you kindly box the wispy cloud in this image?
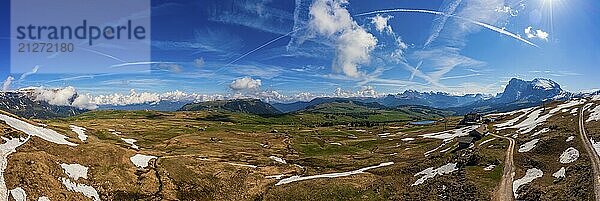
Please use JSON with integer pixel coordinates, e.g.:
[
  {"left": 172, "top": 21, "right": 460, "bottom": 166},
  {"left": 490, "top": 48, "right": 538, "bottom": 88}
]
[{"left": 524, "top": 26, "right": 549, "bottom": 41}]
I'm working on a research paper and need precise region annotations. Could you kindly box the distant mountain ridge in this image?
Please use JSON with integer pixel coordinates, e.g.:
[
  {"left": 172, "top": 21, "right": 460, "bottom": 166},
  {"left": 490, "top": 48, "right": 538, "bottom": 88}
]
[
  {"left": 39, "top": 77, "right": 591, "bottom": 116},
  {"left": 178, "top": 99, "right": 282, "bottom": 115}
]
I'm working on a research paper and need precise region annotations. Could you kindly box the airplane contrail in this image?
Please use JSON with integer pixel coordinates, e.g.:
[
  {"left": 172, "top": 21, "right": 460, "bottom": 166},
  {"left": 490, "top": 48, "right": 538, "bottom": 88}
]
[
  {"left": 110, "top": 61, "right": 176, "bottom": 68},
  {"left": 226, "top": 28, "right": 303, "bottom": 66},
  {"left": 219, "top": 7, "right": 538, "bottom": 74},
  {"left": 356, "top": 8, "right": 538, "bottom": 48}
]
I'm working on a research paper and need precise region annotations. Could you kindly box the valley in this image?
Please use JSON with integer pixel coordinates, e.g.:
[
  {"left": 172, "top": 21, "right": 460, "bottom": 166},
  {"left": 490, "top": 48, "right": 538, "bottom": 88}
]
[{"left": 0, "top": 93, "right": 599, "bottom": 200}]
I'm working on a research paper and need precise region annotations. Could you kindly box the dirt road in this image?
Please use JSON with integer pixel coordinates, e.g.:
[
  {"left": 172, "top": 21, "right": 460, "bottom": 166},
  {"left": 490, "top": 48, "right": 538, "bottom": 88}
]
[
  {"left": 491, "top": 133, "right": 515, "bottom": 201},
  {"left": 578, "top": 107, "right": 600, "bottom": 201}
]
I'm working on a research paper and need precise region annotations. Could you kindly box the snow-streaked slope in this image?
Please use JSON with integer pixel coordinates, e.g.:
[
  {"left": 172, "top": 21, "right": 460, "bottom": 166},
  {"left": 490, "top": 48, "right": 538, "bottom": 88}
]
[
  {"left": 0, "top": 114, "right": 76, "bottom": 146},
  {"left": 518, "top": 139, "right": 540, "bottom": 153},
  {"left": 0, "top": 137, "right": 29, "bottom": 201}
]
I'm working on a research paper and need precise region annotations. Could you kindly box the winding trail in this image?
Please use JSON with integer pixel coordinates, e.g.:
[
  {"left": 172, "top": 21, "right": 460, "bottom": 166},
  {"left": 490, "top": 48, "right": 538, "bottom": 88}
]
[
  {"left": 578, "top": 107, "right": 600, "bottom": 201},
  {"left": 491, "top": 133, "right": 515, "bottom": 201}
]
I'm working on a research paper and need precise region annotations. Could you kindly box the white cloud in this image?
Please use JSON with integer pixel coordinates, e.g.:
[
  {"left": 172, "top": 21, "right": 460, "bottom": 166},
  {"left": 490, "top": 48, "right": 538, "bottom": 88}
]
[
  {"left": 31, "top": 86, "right": 98, "bottom": 110},
  {"left": 229, "top": 77, "right": 262, "bottom": 91},
  {"left": 2, "top": 76, "right": 14, "bottom": 91},
  {"left": 333, "top": 86, "right": 379, "bottom": 98},
  {"left": 308, "top": 0, "right": 377, "bottom": 78},
  {"left": 370, "top": 15, "right": 393, "bottom": 34},
  {"left": 525, "top": 26, "right": 549, "bottom": 41},
  {"left": 155, "top": 63, "right": 183, "bottom": 73},
  {"left": 194, "top": 58, "right": 205, "bottom": 68}
]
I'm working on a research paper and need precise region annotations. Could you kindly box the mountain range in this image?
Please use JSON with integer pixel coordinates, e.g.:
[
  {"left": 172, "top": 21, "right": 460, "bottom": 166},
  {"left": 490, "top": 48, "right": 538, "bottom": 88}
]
[{"left": 1, "top": 78, "right": 590, "bottom": 117}]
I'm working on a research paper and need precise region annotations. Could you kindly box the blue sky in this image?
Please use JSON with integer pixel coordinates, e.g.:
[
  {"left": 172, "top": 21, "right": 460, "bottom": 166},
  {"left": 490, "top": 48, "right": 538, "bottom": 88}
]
[{"left": 1, "top": 0, "right": 599, "bottom": 101}]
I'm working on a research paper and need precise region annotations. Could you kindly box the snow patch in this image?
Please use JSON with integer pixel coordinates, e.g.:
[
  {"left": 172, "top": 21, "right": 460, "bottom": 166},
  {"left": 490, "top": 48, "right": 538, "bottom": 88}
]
[
  {"left": 266, "top": 174, "right": 286, "bottom": 180},
  {"left": 412, "top": 163, "right": 458, "bottom": 186},
  {"left": 60, "top": 163, "right": 89, "bottom": 180},
  {"left": 513, "top": 168, "right": 543, "bottom": 199},
  {"left": 60, "top": 177, "right": 100, "bottom": 201},
  {"left": 566, "top": 136, "right": 575, "bottom": 142},
  {"left": 38, "top": 196, "right": 50, "bottom": 201},
  {"left": 130, "top": 154, "right": 157, "bottom": 168},
  {"left": 401, "top": 138, "right": 415, "bottom": 141},
  {"left": 0, "top": 114, "right": 77, "bottom": 146},
  {"left": 69, "top": 125, "right": 88, "bottom": 142},
  {"left": 269, "top": 156, "right": 287, "bottom": 164},
  {"left": 424, "top": 141, "right": 451, "bottom": 157},
  {"left": 483, "top": 165, "right": 496, "bottom": 171},
  {"left": 518, "top": 139, "right": 539, "bottom": 153},
  {"left": 330, "top": 142, "right": 342, "bottom": 146},
  {"left": 479, "top": 138, "right": 496, "bottom": 146},
  {"left": 276, "top": 162, "right": 393, "bottom": 186},
  {"left": 9, "top": 187, "right": 26, "bottom": 201},
  {"left": 531, "top": 128, "right": 550, "bottom": 137},
  {"left": 553, "top": 167, "right": 565, "bottom": 179},
  {"left": 121, "top": 138, "right": 139, "bottom": 150},
  {"left": 559, "top": 147, "right": 579, "bottom": 164}
]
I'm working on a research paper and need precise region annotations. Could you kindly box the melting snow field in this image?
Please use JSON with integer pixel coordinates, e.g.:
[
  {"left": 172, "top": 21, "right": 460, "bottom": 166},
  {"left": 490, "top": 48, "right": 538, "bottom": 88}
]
[
  {"left": 412, "top": 163, "right": 458, "bottom": 186},
  {"left": 513, "top": 168, "right": 543, "bottom": 199},
  {"left": 276, "top": 162, "right": 393, "bottom": 186},
  {"left": 60, "top": 177, "right": 100, "bottom": 201},
  {"left": 494, "top": 108, "right": 537, "bottom": 129},
  {"left": 60, "top": 163, "right": 89, "bottom": 180},
  {"left": 0, "top": 114, "right": 77, "bottom": 146},
  {"left": 269, "top": 156, "right": 287, "bottom": 164},
  {"left": 559, "top": 147, "right": 579, "bottom": 164},
  {"left": 121, "top": 138, "right": 139, "bottom": 150},
  {"left": 518, "top": 139, "right": 540, "bottom": 153},
  {"left": 130, "top": 154, "right": 157, "bottom": 168},
  {"left": 69, "top": 125, "right": 88, "bottom": 142},
  {"left": 0, "top": 137, "right": 29, "bottom": 201},
  {"left": 9, "top": 187, "right": 26, "bottom": 201},
  {"left": 420, "top": 126, "right": 477, "bottom": 141},
  {"left": 553, "top": 167, "right": 566, "bottom": 179}
]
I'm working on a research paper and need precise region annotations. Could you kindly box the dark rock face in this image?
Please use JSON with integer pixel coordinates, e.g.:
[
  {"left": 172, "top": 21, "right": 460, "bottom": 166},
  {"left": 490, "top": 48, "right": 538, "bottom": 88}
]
[{"left": 496, "top": 78, "right": 567, "bottom": 103}]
